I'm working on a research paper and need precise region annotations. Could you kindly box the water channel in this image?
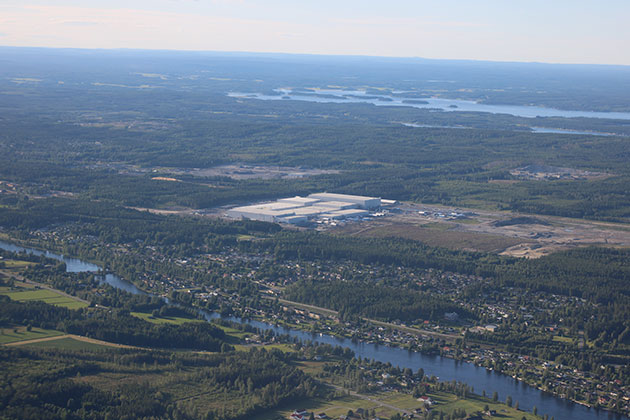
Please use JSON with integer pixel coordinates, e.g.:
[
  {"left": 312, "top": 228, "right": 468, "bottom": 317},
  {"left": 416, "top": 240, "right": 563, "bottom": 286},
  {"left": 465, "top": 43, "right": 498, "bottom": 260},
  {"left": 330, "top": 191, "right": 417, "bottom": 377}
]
[{"left": 1, "top": 240, "right": 625, "bottom": 420}]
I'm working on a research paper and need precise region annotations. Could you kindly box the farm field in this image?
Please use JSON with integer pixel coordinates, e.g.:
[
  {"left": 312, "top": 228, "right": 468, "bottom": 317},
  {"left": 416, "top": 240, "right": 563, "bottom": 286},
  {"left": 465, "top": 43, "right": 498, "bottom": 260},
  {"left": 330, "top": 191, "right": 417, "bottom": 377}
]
[
  {"left": 130, "top": 311, "right": 204, "bottom": 325},
  {"left": 1, "top": 260, "right": 36, "bottom": 269},
  {"left": 0, "top": 287, "right": 88, "bottom": 309},
  {"left": 0, "top": 326, "right": 63, "bottom": 344},
  {"left": 22, "top": 336, "right": 109, "bottom": 351},
  {"left": 232, "top": 343, "right": 295, "bottom": 353}
]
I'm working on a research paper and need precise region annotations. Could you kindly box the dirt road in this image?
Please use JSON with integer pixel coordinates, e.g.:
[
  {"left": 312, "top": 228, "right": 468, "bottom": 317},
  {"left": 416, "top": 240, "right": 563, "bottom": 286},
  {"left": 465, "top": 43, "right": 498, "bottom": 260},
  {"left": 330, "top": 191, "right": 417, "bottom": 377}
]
[{"left": 4, "top": 334, "right": 137, "bottom": 349}]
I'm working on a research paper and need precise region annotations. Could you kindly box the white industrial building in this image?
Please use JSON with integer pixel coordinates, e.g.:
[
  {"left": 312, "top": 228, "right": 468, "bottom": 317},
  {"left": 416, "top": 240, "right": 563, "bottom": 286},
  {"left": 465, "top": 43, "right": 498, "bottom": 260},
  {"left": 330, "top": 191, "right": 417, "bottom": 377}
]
[
  {"left": 278, "top": 196, "right": 321, "bottom": 206},
  {"left": 226, "top": 192, "right": 383, "bottom": 225}
]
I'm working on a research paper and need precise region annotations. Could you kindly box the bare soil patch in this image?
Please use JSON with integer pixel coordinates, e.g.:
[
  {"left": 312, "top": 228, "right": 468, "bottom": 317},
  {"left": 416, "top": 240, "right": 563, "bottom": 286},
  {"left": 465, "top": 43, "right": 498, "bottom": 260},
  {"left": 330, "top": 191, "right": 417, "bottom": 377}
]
[
  {"left": 334, "top": 202, "right": 630, "bottom": 258},
  {"left": 338, "top": 222, "right": 525, "bottom": 253}
]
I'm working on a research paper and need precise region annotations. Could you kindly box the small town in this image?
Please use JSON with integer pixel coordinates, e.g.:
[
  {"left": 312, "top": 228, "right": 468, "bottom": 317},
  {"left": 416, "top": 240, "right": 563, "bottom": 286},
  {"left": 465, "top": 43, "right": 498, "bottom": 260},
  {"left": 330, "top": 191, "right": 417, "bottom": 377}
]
[{"left": 10, "top": 224, "right": 629, "bottom": 416}]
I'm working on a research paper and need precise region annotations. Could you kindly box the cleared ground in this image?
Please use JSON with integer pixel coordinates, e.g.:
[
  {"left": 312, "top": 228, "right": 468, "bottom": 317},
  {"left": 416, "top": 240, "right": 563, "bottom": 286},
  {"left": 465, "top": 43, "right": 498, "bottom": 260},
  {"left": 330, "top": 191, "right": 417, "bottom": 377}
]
[
  {"left": 90, "top": 162, "right": 340, "bottom": 180},
  {"left": 338, "top": 222, "right": 526, "bottom": 253},
  {"left": 335, "top": 202, "right": 630, "bottom": 258}
]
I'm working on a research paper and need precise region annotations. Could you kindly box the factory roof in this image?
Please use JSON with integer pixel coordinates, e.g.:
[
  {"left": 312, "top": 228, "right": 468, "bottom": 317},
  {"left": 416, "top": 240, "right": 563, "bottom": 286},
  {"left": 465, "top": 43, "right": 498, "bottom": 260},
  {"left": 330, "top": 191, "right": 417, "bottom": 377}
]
[
  {"left": 291, "top": 207, "right": 330, "bottom": 217},
  {"left": 312, "top": 201, "right": 359, "bottom": 209},
  {"left": 230, "top": 207, "right": 295, "bottom": 217},
  {"left": 278, "top": 196, "right": 321, "bottom": 205}
]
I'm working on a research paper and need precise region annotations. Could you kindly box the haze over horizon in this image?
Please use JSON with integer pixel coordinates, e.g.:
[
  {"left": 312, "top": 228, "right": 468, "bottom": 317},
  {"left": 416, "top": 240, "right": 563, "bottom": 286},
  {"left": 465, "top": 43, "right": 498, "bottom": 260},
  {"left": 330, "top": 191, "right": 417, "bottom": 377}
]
[{"left": 1, "top": 0, "right": 629, "bottom": 66}]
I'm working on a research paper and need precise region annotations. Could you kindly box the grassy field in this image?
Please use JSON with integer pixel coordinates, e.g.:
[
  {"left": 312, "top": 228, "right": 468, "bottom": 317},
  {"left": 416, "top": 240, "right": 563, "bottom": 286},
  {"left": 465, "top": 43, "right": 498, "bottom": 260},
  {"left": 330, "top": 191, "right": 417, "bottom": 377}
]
[
  {"left": 130, "top": 311, "right": 205, "bottom": 325},
  {"left": 0, "top": 326, "right": 63, "bottom": 344},
  {"left": 23, "top": 336, "right": 109, "bottom": 351},
  {"left": 212, "top": 323, "right": 252, "bottom": 340},
  {"left": 248, "top": 395, "right": 377, "bottom": 420},
  {"left": 552, "top": 335, "right": 573, "bottom": 343},
  {"left": 250, "top": 390, "right": 542, "bottom": 420},
  {"left": 1, "top": 288, "right": 88, "bottom": 309},
  {"left": 2, "top": 260, "right": 36, "bottom": 269},
  {"left": 233, "top": 343, "right": 295, "bottom": 352}
]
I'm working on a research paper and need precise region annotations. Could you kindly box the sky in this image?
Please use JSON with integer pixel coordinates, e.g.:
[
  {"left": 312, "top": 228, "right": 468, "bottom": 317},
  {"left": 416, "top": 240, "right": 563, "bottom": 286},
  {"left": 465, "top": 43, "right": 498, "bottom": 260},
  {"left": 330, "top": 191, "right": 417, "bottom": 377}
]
[{"left": 1, "top": 0, "right": 629, "bottom": 65}]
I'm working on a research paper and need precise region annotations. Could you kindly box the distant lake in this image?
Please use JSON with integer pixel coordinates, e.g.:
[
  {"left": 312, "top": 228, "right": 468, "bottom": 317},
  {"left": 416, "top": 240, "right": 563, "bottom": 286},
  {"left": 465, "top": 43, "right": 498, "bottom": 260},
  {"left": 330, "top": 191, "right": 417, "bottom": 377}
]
[
  {"left": 229, "top": 88, "right": 630, "bottom": 120},
  {"left": 530, "top": 126, "right": 624, "bottom": 136},
  {"left": 399, "top": 122, "right": 625, "bottom": 137}
]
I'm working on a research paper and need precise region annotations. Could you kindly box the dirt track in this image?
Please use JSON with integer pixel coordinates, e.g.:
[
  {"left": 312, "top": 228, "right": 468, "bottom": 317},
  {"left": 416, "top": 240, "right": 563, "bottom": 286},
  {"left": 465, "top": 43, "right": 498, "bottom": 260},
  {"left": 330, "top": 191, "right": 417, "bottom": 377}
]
[{"left": 4, "top": 334, "right": 137, "bottom": 349}]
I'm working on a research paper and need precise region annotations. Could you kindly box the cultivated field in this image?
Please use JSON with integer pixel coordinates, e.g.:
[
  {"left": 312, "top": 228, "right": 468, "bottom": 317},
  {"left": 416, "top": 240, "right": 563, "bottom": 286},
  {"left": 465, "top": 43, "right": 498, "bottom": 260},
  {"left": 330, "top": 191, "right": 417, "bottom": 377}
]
[
  {"left": 0, "top": 326, "right": 63, "bottom": 344},
  {"left": 22, "top": 336, "right": 109, "bottom": 351},
  {"left": 0, "top": 287, "right": 88, "bottom": 309},
  {"left": 131, "top": 311, "right": 204, "bottom": 325}
]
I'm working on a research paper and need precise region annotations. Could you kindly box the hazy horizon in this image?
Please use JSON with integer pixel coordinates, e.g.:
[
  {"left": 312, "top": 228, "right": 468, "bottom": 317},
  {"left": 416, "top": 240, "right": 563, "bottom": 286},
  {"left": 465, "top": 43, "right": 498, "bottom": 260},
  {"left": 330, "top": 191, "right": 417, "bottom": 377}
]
[
  {"left": 1, "top": 0, "right": 629, "bottom": 66},
  {"left": 3, "top": 45, "right": 630, "bottom": 69}
]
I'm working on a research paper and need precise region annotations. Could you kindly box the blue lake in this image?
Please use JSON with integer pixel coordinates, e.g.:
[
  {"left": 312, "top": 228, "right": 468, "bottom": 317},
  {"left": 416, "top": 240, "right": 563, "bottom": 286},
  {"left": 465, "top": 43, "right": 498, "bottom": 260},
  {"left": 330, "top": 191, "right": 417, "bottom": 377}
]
[{"left": 229, "top": 88, "right": 630, "bottom": 121}]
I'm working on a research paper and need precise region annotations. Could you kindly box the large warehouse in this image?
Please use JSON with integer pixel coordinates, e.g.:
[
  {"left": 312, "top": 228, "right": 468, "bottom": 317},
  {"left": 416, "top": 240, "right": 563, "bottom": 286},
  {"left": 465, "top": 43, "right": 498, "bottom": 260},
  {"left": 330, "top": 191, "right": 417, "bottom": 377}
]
[{"left": 226, "top": 192, "right": 383, "bottom": 224}]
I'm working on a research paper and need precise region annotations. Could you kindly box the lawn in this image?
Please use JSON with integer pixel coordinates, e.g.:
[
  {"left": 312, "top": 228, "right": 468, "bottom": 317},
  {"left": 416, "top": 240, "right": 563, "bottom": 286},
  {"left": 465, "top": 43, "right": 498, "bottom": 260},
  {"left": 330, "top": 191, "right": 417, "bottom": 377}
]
[
  {"left": 24, "top": 336, "right": 108, "bottom": 351},
  {"left": 0, "top": 326, "right": 64, "bottom": 344},
  {"left": 1, "top": 288, "right": 88, "bottom": 309}
]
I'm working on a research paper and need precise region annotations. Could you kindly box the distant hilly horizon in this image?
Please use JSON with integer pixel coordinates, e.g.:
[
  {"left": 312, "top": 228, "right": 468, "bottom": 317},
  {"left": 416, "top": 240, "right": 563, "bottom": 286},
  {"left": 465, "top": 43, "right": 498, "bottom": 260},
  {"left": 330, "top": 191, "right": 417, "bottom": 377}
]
[{"left": 2, "top": 45, "right": 630, "bottom": 69}]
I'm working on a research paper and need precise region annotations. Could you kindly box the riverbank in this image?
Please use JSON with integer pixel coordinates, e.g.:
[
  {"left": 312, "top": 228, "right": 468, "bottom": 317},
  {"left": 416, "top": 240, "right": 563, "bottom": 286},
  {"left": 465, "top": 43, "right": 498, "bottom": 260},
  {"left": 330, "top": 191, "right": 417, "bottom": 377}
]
[{"left": 0, "top": 238, "right": 627, "bottom": 419}]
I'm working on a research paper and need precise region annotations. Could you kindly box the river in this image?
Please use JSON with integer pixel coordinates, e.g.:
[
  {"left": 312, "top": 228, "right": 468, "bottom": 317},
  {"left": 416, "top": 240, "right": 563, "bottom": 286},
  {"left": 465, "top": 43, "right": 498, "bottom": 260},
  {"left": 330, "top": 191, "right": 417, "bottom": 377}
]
[
  {"left": 228, "top": 88, "right": 630, "bottom": 121},
  {"left": 1, "top": 240, "right": 624, "bottom": 420}
]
